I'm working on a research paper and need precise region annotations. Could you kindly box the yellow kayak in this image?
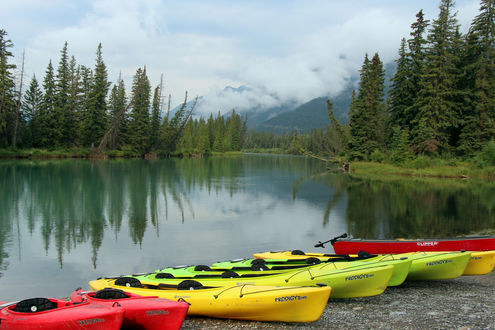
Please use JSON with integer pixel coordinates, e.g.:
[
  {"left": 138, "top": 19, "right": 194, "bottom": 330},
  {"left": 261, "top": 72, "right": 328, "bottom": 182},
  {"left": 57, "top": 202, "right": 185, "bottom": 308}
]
[
  {"left": 458, "top": 250, "right": 495, "bottom": 275},
  {"left": 255, "top": 250, "right": 473, "bottom": 278},
  {"left": 392, "top": 251, "right": 471, "bottom": 280},
  {"left": 136, "top": 264, "right": 394, "bottom": 299},
  {"left": 90, "top": 278, "right": 330, "bottom": 322}
]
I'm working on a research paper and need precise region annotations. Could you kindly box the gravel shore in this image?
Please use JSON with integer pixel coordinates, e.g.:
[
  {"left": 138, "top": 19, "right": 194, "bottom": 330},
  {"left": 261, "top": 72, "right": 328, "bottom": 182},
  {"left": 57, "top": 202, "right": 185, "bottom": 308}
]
[{"left": 181, "top": 271, "right": 495, "bottom": 329}]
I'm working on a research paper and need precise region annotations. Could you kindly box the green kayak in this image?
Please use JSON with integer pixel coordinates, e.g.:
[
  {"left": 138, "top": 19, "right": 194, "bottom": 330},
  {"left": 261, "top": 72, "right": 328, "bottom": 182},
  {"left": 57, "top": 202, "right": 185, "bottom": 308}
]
[
  {"left": 156, "top": 255, "right": 412, "bottom": 287},
  {"left": 134, "top": 263, "right": 395, "bottom": 299}
]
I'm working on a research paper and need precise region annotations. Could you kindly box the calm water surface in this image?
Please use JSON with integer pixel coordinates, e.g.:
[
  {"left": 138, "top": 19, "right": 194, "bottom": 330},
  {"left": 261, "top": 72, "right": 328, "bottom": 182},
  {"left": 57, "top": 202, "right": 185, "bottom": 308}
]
[{"left": 0, "top": 154, "right": 494, "bottom": 300}]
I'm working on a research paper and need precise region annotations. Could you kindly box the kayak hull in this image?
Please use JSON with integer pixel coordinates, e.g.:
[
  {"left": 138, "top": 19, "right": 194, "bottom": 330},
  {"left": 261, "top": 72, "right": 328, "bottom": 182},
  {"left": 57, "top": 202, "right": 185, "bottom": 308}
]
[
  {"left": 70, "top": 289, "right": 189, "bottom": 330},
  {"left": 459, "top": 251, "right": 495, "bottom": 275},
  {"left": 143, "top": 264, "right": 394, "bottom": 298},
  {"left": 90, "top": 279, "right": 330, "bottom": 323},
  {"left": 248, "top": 253, "right": 411, "bottom": 287},
  {"left": 0, "top": 298, "right": 124, "bottom": 330},
  {"left": 332, "top": 236, "right": 495, "bottom": 253},
  {"left": 396, "top": 252, "right": 472, "bottom": 280},
  {"left": 253, "top": 250, "right": 471, "bottom": 281}
]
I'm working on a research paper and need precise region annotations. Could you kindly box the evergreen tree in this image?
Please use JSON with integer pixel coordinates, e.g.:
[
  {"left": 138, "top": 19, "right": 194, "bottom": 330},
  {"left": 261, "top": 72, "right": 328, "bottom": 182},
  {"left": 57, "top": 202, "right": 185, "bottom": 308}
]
[
  {"left": 197, "top": 118, "right": 210, "bottom": 154},
  {"left": 160, "top": 92, "right": 196, "bottom": 153},
  {"left": 22, "top": 75, "right": 43, "bottom": 147},
  {"left": 128, "top": 67, "right": 151, "bottom": 154},
  {"left": 150, "top": 85, "right": 162, "bottom": 150},
  {"left": 0, "top": 29, "right": 16, "bottom": 146},
  {"left": 348, "top": 53, "right": 386, "bottom": 159},
  {"left": 289, "top": 130, "right": 303, "bottom": 154},
  {"left": 389, "top": 38, "right": 414, "bottom": 129},
  {"left": 458, "top": 0, "right": 495, "bottom": 154},
  {"left": 67, "top": 56, "right": 80, "bottom": 146},
  {"left": 54, "top": 42, "right": 71, "bottom": 146},
  {"left": 406, "top": 10, "right": 430, "bottom": 129},
  {"left": 106, "top": 74, "right": 127, "bottom": 149},
  {"left": 326, "top": 99, "right": 347, "bottom": 154},
  {"left": 81, "top": 44, "right": 109, "bottom": 147},
  {"left": 78, "top": 65, "right": 93, "bottom": 143},
  {"left": 412, "top": 0, "right": 461, "bottom": 154},
  {"left": 39, "top": 61, "right": 57, "bottom": 147}
]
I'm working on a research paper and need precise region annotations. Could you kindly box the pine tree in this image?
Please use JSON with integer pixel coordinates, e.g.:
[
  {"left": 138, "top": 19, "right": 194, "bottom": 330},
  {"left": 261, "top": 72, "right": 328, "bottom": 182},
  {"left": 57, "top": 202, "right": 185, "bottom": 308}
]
[
  {"left": 81, "top": 44, "right": 109, "bottom": 147},
  {"left": 106, "top": 74, "right": 127, "bottom": 149},
  {"left": 150, "top": 85, "right": 162, "bottom": 150},
  {"left": 407, "top": 10, "right": 430, "bottom": 128},
  {"left": 412, "top": 0, "right": 461, "bottom": 154},
  {"left": 160, "top": 92, "right": 197, "bottom": 153},
  {"left": 458, "top": 0, "right": 495, "bottom": 154},
  {"left": 0, "top": 29, "right": 16, "bottom": 146},
  {"left": 389, "top": 38, "right": 414, "bottom": 129},
  {"left": 54, "top": 42, "right": 71, "bottom": 146},
  {"left": 326, "top": 99, "right": 347, "bottom": 154},
  {"left": 197, "top": 118, "right": 210, "bottom": 154},
  {"left": 39, "top": 61, "right": 57, "bottom": 147},
  {"left": 128, "top": 67, "right": 151, "bottom": 154},
  {"left": 22, "top": 75, "right": 43, "bottom": 147},
  {"left": 348, "top": 53, "right": 386, "bottom": 159},
  {"left": 67, "top": 56, "right": 80, "bottom": 146}
]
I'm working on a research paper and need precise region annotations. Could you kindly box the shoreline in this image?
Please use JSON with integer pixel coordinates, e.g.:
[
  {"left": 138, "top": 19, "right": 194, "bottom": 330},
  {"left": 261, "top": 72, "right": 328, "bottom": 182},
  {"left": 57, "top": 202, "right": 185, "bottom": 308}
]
[{"left": 181, "top": 271, "right": 495, "bottom": 329}]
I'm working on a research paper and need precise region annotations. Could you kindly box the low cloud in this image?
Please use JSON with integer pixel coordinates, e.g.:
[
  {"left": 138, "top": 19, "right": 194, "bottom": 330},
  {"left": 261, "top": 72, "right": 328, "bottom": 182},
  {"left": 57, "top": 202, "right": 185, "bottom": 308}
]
[{"left": 2, "top": 0, "right": 480, "bottom": 116}]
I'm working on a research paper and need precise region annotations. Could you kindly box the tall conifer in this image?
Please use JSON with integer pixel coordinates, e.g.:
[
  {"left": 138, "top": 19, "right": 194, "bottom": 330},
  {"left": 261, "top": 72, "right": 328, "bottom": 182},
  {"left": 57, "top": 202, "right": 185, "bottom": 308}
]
[
  {"left": 412, "top": 0, "right": 461, "bottom": 154},
  {"left": 22, "top": 75, "right": 43, "bottom": 147},
  {"left": 39, "top": 61, "right": 57, "bottom": 147},
  {"left": 458, "top": 0, "right": 495, "bottom": 154},
  {"left": 129, "top": 67, "right": 151, "bottom": 154},
  {"left": 82, "top": 44, "right": 109, "bottom": 147},
  {"left": 0, "top": 29, "right": 16, "bottom": 146}
]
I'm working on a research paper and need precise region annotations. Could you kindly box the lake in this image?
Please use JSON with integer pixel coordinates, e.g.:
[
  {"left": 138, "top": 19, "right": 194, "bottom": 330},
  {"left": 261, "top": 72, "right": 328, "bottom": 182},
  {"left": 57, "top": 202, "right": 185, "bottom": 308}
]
[{"left": 0, "top": 154, "right": 494, "bottom": 300}]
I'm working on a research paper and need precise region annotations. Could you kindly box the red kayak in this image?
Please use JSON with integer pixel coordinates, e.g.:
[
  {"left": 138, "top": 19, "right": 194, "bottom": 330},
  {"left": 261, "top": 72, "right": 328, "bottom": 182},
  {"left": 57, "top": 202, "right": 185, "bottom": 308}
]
[
  {"left": 0, "top": 297, "right": 124, "bottom": 329},
  {"left": 322, "top": 233, "right": 495, "bottom": 254},
  {"left": 70, "top": 288, "right": 189, "bottom": 330}
]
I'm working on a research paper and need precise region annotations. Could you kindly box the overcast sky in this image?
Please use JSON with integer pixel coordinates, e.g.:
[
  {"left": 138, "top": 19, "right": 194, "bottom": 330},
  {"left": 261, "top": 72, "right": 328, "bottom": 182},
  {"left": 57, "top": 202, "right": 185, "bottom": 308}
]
[{"left": 1, "top": 0, "right": 481, "bottom": 115}]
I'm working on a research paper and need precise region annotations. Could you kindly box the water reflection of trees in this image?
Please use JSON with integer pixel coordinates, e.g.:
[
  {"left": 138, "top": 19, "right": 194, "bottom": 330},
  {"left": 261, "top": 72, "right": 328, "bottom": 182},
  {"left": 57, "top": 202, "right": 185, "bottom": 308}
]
[
  {"left": 317, "top": 173, "right": 495, "bottom": 238},
  {"left": 0, "top": 155, "right": 322, "bottom": 271}
]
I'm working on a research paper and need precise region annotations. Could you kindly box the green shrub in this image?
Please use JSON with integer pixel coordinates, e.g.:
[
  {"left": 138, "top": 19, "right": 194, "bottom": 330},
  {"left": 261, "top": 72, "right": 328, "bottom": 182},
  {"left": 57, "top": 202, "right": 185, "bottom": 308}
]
[
  {"left": 370, "top": 149, "right": 386, "bottom": 163},
  {"left": 482, "top": 140, "right": 495, "bottom": 166},
  {"left": 408, "top": 155, "right": 430, "bottom": 169}
]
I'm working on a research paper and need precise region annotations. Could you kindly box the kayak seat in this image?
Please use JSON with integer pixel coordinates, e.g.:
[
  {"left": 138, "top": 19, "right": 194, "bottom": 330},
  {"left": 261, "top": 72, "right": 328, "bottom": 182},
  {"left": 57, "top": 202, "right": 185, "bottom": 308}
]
[
  {"left": 305, "top": 257, "right": 321, "bottom": 265},
  {"left": 251, "top": 264, "right": 269, "bottom": 271},
  {"left": 357, "top": 251, "right": 372, "bottom": 258},
  {"left": 291, "top": 250, "right": 306, "bottom": 255},
  {"left": 94, "top": 288, "right": 129, "bottom": 299},
  {"left": 251, "top": 259, "right": 266, "bottom": 266},
  {"left": 194, "top": 265, "right": 212, "bottom": 271},
  {"left": 221, "top": 271, "right": 240, "bottom": 278},
  {"left": 114, "top": 277, "right": 143, "bottom": 288},
  {"left": 177, "top": 280, "right": 204, "bottom": 290},
  {"left": 13, "top": 298, "right": 57, "bottom": 313},
  {"left": 156, "top": 272, "right": 175, "bottom": 279}
]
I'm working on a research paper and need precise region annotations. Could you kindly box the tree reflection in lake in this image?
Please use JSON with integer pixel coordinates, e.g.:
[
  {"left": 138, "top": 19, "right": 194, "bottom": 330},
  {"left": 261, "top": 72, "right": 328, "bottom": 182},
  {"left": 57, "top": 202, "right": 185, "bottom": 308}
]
[
  {"left": 312, "top": 172, "right": 495, "bottom": 238},
  {"left": 1, "top": 156, "right": 494, "bottom": 283}
]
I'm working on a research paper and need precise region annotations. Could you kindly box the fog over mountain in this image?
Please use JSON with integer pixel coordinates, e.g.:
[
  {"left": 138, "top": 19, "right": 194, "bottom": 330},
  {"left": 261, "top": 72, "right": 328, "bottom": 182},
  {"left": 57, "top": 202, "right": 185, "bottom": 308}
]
[{"left": 2, "top": 0, "right": 479, "bottom": 120}]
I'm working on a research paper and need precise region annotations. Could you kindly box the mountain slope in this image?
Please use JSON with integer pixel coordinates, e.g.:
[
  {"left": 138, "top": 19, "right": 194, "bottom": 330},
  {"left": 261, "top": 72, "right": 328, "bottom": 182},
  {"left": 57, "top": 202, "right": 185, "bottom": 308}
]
[{"left": 254, "top": 86, "right": 352, "bottom": 134}]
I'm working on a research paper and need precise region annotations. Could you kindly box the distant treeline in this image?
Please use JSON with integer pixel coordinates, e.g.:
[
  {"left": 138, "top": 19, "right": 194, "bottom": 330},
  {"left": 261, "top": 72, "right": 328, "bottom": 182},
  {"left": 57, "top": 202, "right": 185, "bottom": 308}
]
[
  {"left": 0, "top": 32, "right": 249, "bottom": 156},
  {"left": 248, "top": 0, "right": 495, "bottom": 166},
  {"left": 1, "top": 0, "right": 495, "bottom": 162}
]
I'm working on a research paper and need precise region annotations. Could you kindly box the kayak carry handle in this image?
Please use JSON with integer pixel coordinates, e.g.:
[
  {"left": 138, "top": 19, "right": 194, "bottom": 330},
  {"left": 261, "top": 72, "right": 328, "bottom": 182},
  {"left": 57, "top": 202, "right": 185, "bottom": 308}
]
[{"left": 314, "top": 233, "right": 348, "bottom": 248}]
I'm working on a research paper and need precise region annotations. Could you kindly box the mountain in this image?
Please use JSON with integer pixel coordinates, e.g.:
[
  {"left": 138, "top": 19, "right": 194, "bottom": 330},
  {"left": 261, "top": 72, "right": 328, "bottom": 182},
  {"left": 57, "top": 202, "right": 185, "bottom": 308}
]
[
  {"left": 252, "top": 61, "right": 396, "bottom": 134},
  {"left": 254, "top": 86, "right": 353, "bottom": 134}
]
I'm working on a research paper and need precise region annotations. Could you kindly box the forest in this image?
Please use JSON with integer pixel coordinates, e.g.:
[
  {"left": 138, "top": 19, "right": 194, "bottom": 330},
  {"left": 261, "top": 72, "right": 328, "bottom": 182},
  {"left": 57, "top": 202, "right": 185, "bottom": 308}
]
[
  {"left": 1, "top": 0, "right": 495, "bottom": 165},
  {"left": 0, "top": 37, "right": 248, "bottom": 157},
  {"left": 248, "top": 0, "right": 495, "bottom": 167}
]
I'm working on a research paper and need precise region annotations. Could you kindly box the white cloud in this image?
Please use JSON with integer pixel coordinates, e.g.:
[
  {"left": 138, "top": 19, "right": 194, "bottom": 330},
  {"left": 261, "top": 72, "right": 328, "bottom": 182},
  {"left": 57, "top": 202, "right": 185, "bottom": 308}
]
[{"left": 1, "top": 0, "right": 481, "bottom": 115}]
